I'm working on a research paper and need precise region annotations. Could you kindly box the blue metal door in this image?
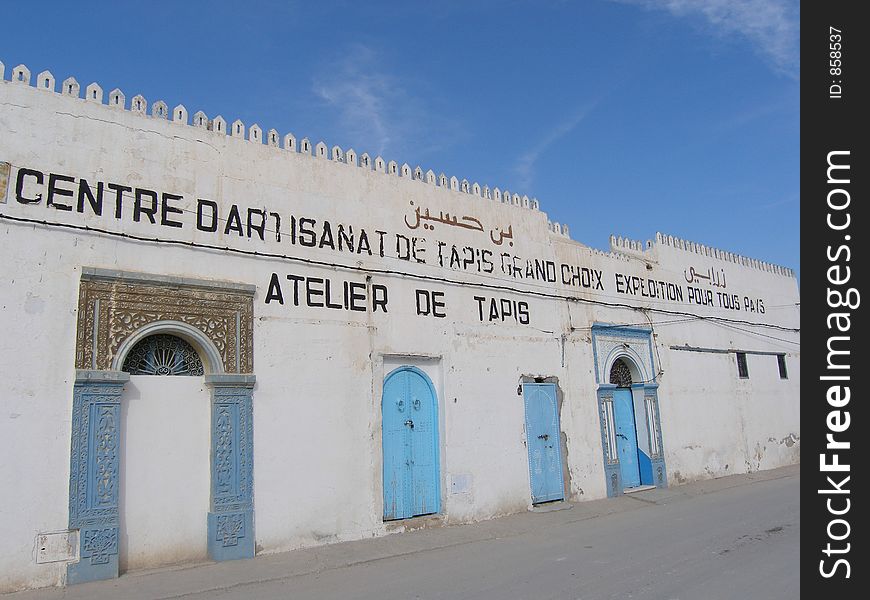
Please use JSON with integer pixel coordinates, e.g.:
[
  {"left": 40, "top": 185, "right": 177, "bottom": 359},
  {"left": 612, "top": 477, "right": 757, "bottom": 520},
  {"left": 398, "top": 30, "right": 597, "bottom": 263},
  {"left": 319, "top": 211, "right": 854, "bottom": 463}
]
[
  {"left": 613, "top": 388, "right": 641, "bottom": 489},
  {"left": 523, "top": 383, "right": 564, "bottom": 504},
  {"left": 382, "top": 367, "right": 440, "bottom": 520}
]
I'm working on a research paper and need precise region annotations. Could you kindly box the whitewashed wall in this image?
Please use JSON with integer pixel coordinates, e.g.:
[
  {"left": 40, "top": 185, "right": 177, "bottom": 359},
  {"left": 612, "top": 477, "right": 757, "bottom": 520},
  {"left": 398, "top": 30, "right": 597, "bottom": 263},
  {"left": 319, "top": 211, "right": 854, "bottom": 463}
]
[
  {"left": 120, "top": 377, "right": 210, "bottom": 571},
  {"left": 0, "top": 66, "right": 799, "bottom": 592}
]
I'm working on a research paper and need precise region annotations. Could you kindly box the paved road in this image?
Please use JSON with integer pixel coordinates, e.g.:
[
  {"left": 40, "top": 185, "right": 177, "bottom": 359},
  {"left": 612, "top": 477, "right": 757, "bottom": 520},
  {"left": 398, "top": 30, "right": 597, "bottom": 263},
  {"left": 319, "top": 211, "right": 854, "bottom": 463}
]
[{"left": 9, "top": 465, "right": 799, "bottom": 600}]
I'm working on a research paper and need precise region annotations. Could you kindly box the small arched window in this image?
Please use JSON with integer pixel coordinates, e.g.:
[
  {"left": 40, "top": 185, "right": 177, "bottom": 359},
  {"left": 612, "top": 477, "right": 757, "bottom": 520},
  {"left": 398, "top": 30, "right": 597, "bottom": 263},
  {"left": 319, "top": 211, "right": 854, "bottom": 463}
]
[
  {"left": 609, "top": 359, "right": 632, "bottom": 388},
  {"left": 122, "top": 334, "right": 204, "bottom": 376}
]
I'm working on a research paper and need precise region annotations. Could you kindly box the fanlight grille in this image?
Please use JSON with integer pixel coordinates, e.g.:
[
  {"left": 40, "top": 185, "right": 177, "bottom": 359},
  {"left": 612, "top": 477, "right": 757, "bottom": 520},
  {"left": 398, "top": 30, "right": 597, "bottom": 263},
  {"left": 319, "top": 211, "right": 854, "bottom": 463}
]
[
  {"left": 122, "top": 334, "right": 204, "bottom": 376},
  {"left": 609, "top": 359, "right": 632, "bottom": 388}
]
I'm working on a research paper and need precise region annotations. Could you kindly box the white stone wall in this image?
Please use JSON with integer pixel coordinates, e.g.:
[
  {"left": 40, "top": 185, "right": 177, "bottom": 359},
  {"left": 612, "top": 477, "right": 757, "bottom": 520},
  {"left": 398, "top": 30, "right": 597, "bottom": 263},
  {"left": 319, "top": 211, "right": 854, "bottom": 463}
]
[
  {"left": 120, "top": 377, "right": 210, "bottom": 571},
  {"left": 0, "top": 66, "right": 799, "bottom": 592}
]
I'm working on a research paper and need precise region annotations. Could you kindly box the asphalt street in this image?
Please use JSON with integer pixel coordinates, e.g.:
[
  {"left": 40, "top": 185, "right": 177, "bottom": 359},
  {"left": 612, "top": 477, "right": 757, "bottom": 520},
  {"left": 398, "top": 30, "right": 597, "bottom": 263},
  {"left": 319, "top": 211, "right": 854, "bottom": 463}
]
[{"left": 8, "top": 465, "right": 799, "bottom": 600}]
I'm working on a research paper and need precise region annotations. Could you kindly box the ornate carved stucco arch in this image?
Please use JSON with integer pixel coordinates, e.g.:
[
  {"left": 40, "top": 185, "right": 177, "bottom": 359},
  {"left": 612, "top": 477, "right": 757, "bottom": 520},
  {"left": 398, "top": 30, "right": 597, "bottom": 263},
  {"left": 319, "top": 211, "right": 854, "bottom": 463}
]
[
  {"left": 112, "top": 320, "right": 225, "bottom": 375},
  {"left": 75, "top": 267, "right": 253, "bottom": 374},
  {"left": 604, "top": 351, "right": 646, "bottom": 386},
  {"left": 67, "top": 268, "right": 256, "bottom": 585}
]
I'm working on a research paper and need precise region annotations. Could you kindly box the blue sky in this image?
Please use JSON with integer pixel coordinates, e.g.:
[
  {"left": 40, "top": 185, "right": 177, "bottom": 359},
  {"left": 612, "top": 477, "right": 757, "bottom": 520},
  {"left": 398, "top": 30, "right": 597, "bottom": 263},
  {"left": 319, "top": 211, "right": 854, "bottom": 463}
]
[{"left": 1, "top": 0, "right": 799, "bottom": 276}]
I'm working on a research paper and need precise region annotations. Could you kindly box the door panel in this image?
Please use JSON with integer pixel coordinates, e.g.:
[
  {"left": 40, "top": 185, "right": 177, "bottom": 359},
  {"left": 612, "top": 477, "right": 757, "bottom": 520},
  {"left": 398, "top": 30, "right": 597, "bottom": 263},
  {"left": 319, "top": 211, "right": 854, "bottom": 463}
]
[
  {"left": 408, "top": 371, "right": 437, "bottom": 516},
  {"left": 523, "top": 383, "right": 564, "bottom": 504},
  {"left": 382, "top": 371, "right": 409, "bottom": 520},
  {"left": 613, "top": 388, "right": 641, "bottom": 489},
  {"left": 382, "top": 368, "right": 440, "bottom": 520}
]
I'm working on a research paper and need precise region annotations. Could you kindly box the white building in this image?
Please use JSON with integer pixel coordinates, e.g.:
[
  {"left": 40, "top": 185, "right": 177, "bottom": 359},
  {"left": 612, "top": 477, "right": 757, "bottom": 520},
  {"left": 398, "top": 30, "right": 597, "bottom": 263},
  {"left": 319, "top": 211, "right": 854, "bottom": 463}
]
[{"left": 0, "top": 61, "right": 800, "bottom": 592}]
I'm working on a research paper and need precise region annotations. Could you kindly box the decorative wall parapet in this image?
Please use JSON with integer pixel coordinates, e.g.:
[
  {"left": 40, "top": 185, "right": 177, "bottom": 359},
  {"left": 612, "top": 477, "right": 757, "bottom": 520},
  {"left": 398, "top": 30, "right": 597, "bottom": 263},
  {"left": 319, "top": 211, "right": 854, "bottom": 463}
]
[
  {"left": 63, "top": 77, "right": 80, "bottom": 98},
  {"left": 547, "top": 220, "right": 570, "bottom": 238},
  {"left": 211, "top": 116, "right": 226, "bottom": 134},
  {"left": 267, "top": 128, "right": 279, "bottom": 146},
  {"left": 653, "top": 232, "right": 795, "bottom": 277},
  {"left": 193, "top": 111, "right": 209, "bottom": 128},
  {"left": 108, "top": 88, "right": 124, "bottom": 109},
  {"left": 85, "top": 82, "right": 102, "bottom": 103},
  {"left": 609, "top": 234, "right": 650, "bottom": 254},
  {"left": 0, "top": 59, "right": 550, "bottom": 223},
  {"left": 11, "top": 63, "right": 30, "bottom": 85},
  {"left": 151, "top": 100, "right": 167, "bottom": 119},
  {"left": 37, "top": 70, "right": 55, "bottom": 92},
  {"left": 284, "top": 133, "right": 296, "bottom": 151},
  {"left": 606, "top": 231, "right": 795, "bottom": 277}
]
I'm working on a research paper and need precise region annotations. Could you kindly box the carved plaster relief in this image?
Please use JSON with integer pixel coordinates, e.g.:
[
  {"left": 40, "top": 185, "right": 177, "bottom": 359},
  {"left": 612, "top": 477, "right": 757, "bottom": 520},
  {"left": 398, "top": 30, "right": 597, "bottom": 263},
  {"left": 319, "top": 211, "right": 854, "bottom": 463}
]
[
  {"left": 593, "top": 331, "right": 653, "bottom": 385},
  {"left": 75, "top": 268, "right": 254, "bottom": 373}
]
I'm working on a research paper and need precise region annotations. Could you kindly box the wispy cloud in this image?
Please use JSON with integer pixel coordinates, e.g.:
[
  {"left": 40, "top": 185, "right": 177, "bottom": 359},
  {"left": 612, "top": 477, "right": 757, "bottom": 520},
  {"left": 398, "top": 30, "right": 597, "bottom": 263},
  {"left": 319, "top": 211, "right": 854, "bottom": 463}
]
[
  {"left": 615, "top": 0, "right": 799, "bottom": 78},
  {"left": 514, "top": 101, "right": 598, "bottom": 189},
  {"left": 751, "top": 193, "right": 798, "bottom": 211},
  {"left": 312, "top": 44, "right": 463, "bottom": 159}
]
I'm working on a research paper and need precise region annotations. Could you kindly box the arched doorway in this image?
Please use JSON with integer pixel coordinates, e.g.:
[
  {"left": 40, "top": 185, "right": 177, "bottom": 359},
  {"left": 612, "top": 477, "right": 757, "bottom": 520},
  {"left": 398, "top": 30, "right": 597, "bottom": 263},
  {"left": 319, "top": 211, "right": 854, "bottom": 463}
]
[
  {"left": 67, "top": 269, "right": 256, "bottom": 585},
  {"left": 591, "top": 324, "right": 667, "bottom": 497},
  {"left": 118, "top": 333, "right": 210, "bottom": 571},
  {"left": 382, "top": 366, "right": 440, "bottom": 520}
]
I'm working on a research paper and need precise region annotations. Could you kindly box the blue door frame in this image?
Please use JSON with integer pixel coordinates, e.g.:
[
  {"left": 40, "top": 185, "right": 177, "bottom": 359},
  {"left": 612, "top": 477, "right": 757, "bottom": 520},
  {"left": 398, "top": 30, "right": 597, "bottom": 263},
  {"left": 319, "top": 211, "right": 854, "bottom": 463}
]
[
  {"left": 591, "top": 325, "right": 668, "bottom": 498},
  {"left": 522, "top": 383, "right": 565, "bottom": 504},
  {"left": 67, "top": 370, "right": 256, "bottom": 584},
  {"left": 382, "top": 367, "right": 441, "bottom": 520}
]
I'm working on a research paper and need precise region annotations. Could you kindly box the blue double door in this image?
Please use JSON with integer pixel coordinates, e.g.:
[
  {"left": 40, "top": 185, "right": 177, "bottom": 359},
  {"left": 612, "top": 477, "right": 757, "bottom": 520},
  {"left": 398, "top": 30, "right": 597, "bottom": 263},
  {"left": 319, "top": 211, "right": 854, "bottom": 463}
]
[
  {"left": 613, "top": 388, "right": 642, "bottom": 489},
  {"left": 382, "top": 367, "right": 440, "bottom": 520},
  {"left": 522, "top": 383, "right": 565, "bottom": 504}
]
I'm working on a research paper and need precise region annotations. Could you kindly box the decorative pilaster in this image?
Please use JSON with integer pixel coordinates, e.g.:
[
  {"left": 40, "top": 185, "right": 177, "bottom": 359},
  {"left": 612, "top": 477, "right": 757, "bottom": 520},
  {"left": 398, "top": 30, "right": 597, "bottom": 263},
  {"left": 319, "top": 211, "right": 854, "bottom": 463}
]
[
  {"left": 206, "top": 374, "right": 256, "bottom": 561},
  {"left": 596, "top": 385, "right": 623, "bottom": 497},
  {"left": 643, "top": 384, "right": 668, "bottom": 488},
  {"left": 67, "top": 370, "right": 129, "bottom": 585}
]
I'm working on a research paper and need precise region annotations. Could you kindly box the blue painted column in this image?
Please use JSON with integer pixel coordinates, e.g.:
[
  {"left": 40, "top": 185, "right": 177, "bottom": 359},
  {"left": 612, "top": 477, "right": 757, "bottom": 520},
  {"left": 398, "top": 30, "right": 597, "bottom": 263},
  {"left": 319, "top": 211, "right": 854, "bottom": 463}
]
[
  {"left": 205, "top": 374, "right": 256, "bottom": 561},
  {"left": 67, "top": 370, "right": 129, "bottom": 585},
  {"left": 596, "top": 384, "right": 624, "bottom": 497},
  {"left": 643, "top": 384, "right": 668, "bottom": 488}
]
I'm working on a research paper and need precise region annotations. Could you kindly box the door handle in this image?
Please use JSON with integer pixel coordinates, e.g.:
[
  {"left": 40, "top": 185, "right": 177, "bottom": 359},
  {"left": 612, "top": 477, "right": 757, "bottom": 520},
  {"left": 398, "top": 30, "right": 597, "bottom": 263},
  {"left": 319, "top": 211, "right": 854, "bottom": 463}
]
[
  {"left": 404, "top": 419, "right": 414, "bottom": 429},
  {"left": 616, "top": 433, "right": 628, "bottom": 440},
  {"left": 537, "top": 434, "right": 549, "bottom": 440}
]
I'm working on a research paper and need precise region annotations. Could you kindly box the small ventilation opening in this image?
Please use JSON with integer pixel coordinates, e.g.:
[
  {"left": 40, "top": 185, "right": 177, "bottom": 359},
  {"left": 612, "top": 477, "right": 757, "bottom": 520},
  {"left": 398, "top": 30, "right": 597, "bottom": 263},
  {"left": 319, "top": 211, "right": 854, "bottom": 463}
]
[{"left": 736, "top": 352, "right": 749, "bottom": 379}]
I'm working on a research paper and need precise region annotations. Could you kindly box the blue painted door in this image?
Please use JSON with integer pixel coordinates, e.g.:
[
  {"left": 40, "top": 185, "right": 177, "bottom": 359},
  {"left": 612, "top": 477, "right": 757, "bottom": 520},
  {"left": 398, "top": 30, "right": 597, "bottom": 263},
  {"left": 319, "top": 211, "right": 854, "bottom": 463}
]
[
  {"left": 382, "top": 367, "right": 440, "bottom": 520},
  {"left": 523, "top": 383, "right": 564, "bottom": 504},
  {"left": 613, "top": 388, "right": 641, "bottom": 489}
]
